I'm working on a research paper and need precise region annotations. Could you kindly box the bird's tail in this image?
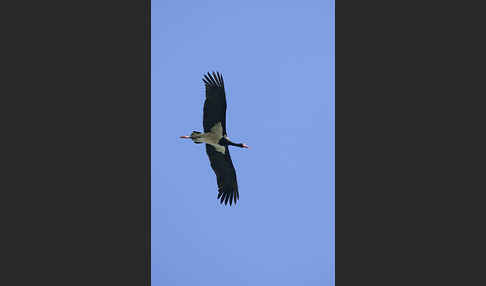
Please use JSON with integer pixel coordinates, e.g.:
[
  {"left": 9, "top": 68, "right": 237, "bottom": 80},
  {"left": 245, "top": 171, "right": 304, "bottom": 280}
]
[{"left": 190, "top": 131, "right": 203, "bottom": 144}]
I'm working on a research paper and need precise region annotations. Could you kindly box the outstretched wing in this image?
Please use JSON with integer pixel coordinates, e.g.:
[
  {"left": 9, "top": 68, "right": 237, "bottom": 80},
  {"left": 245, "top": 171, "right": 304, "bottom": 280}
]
[
  {"left": 206, "top": 144, "right": 239, "bottom": 205},
  {"left": 202, "top": 71, "right": 227, "bottom": 135}
]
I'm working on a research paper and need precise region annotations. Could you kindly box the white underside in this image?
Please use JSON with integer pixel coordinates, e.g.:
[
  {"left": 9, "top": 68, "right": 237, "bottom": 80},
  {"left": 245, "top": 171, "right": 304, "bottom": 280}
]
[{"left": 196, "top": 122, "right": 226, "bottom": 154}]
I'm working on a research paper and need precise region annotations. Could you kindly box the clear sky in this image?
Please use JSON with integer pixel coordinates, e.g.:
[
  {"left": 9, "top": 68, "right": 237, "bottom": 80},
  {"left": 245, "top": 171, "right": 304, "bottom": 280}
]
[{"left": 152, "top": 1, "right": 334, "bottom": 285}]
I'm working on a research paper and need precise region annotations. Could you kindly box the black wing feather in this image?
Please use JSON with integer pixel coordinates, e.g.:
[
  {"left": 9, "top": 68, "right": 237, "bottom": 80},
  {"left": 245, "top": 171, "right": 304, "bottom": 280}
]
[
  {"left": 203, "top": 71, "right": 227, "bottom": 135},
  {"left": 206, "top": 144, "right": 239, "bottom": 206}
]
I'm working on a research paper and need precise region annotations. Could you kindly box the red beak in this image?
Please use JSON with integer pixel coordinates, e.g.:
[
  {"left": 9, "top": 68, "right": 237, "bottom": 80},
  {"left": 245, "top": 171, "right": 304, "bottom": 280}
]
[{"left": 180, "top": 136, "right": 190, "bottom": 139}]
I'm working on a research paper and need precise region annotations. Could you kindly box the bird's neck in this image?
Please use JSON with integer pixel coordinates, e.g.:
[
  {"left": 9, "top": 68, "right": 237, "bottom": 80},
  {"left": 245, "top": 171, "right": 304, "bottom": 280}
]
[
  {"left": 227, "top": 140, "right": 244, "bottom": 148},
  {"left": 219, "top": 137, "right": 242, "bottom": 147}
]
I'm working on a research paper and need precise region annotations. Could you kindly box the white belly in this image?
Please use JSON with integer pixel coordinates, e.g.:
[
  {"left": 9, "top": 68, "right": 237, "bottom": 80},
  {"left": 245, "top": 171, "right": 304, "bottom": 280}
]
[
  {"left": 208, "top": 142, "right": 226, "bottom": 154},
  {"left": 198, "top": 122, "right": 226, "bottom": 154}
]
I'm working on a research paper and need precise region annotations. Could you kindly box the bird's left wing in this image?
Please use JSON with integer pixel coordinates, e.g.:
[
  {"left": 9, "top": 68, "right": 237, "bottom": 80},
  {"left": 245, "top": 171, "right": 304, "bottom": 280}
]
[{"left": 205, "top": 144, "right": 239, "bottom": 205}]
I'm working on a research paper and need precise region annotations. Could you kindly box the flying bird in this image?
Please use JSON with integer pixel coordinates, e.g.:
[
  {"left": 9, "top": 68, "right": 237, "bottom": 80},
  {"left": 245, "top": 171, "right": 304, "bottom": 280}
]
[{"left": 180, "top": 71, "right": 249, "bottom": 206}]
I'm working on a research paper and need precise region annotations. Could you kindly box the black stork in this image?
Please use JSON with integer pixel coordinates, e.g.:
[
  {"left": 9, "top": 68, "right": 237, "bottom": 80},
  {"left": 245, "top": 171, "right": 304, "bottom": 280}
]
[{"left": 180, "top": 71, "right": 249, "bottom": 206}]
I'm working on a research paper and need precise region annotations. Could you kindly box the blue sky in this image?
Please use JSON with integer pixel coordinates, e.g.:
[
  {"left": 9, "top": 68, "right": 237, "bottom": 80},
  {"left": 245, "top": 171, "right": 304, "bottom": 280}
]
[{"left": 152, "top": 1, "right": 334, "bottom": 285}]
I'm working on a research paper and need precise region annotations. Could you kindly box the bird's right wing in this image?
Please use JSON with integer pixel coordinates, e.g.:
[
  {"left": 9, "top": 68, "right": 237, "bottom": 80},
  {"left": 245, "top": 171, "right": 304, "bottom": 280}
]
[
  {"left": 202, "top": 71, "right": 227, "bottom": 135},
  {"left": 205, "top": 144, "right": 239, "bottom": 206}
]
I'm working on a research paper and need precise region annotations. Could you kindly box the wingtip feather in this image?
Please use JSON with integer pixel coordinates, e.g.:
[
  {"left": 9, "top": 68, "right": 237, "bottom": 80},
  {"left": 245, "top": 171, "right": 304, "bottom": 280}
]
[
  {"left": 203, "top": 71, "right": 224, "bottom": 88},
  {"left": 224, "top": 192, "right": 229, "bottom": 205}
]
